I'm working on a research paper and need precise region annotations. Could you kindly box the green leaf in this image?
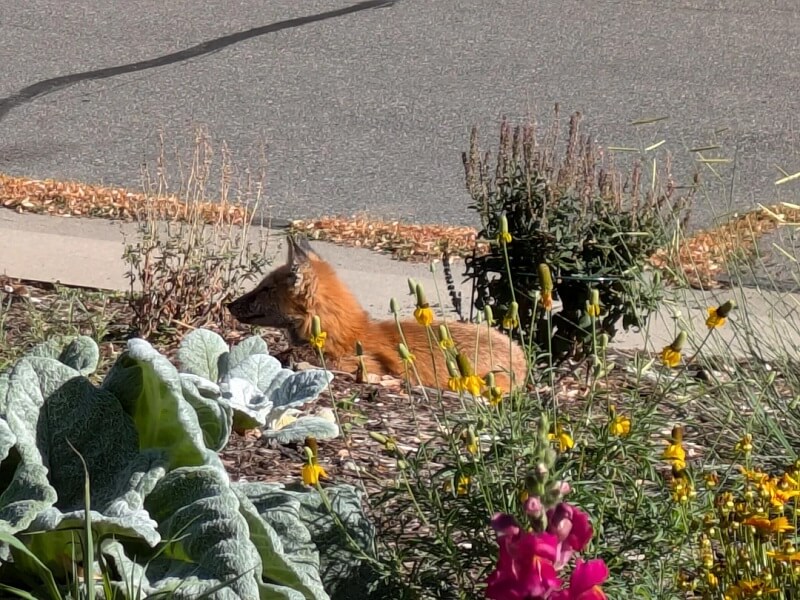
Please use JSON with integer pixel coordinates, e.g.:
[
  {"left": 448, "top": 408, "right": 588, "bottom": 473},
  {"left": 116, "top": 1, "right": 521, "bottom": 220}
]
[
  {"left": 177, "top": 329, "right": 230, "bottom": 382},
  {"left": 0, "top": 529, "right": 62, "bottom": 600},
  {"left": 102, "top": 338, "right": 213, "bottom": 470}
]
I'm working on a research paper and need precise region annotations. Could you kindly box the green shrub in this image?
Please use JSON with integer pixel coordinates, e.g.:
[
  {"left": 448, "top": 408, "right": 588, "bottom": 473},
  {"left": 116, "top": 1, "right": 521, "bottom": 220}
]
[{"left": 462, "top": 109, "right": 694, "bottom": 360}]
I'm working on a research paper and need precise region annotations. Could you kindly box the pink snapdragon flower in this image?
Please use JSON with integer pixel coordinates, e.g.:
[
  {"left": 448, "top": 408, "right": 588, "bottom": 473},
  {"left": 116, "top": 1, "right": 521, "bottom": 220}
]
[
  {"left": 546, "top": 503, "right": 593, "bottom": 568},
  {"left": 551, "top": 559, "right": 609, "bottom": 600},
  {"left": 487, "top": 514, "right": 562, "bottom": 599},
  {"left": 486, "top": 504, "right": 607, "bottom": 600}
]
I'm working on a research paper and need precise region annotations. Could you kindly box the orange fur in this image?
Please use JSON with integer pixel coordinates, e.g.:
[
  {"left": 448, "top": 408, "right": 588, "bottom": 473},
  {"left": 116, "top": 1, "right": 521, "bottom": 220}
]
[{"left": 227, "top": 236, "right": 528, "bottom": 391}]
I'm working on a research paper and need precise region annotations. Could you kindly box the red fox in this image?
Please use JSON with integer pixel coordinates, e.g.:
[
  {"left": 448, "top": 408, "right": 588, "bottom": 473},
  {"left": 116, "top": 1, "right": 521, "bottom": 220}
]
[{"left": 227, "top": 235, "right": 528, "bottom": 391}]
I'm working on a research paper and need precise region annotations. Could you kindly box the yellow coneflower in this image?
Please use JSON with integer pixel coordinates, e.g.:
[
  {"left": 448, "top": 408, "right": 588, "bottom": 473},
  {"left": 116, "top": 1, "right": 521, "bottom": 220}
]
[
  {"left": 443, "top": 474, "right": 470, "bottom": 496},
  {"left": 661, "top": 331, "right": 687, "bottom": 368},
  {"left": 735, "top": 432, "right": 753, "bottom": 455},
  {"left": 413, "top": 283, "right": 434, "bottom": 326},
  {"left": 309, "top": 315, "right": 327, "bottom": 350},
  {"left": 301, "top": 437, "right": 328, "bottom": 486},
  {"left": 447, "top": 359, "right": 463, "bottom": 393},
  {"left": 456, "top": 352, "right": 485, "bottom": 396},
  {"left": 497, "top": 213, "right": 512, "bottom": 244},
  {"left": 482, "top": 373, "right": 504, "bottom": 406},
  {"left": 302, "top": 462, "right": 328, "bottom": 486},
  {"left": 608, "top": 405, "right": 631, "bottom": 437},
  {"left": 438, "top": 324, "right": 455, "bottom": 350},
  {"left": 587, "top": 288, "right": 601, "bottom": 318},
  {"left": 502, "top": 301, "right": 519, "bottom": 330},
  {"left": 464, "top": 428, "right": 480, "bottom": 456},
  {"left": 548, "top": 423, "right": 574, "bottom": 453},
  {"left": 663, "top": 425, "right": 687, "bottom": 471},
  {"left": 706, "top": 300, "right": 735, "bottom": 329}
]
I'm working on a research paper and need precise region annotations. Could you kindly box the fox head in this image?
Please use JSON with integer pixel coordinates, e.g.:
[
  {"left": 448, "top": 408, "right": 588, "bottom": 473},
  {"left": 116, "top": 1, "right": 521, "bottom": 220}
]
[{"left": 227, "top": 235, "right": 322, "bottom": 333}]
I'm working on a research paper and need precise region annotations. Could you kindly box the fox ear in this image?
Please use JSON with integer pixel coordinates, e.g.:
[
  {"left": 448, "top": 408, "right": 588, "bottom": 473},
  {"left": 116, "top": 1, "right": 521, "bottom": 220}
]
[
  {"left": 286, "top": 234, "right": 317, "bottom": 266},
  {"left": 287, "top": 234, "right": 318, "bottom": 294}
]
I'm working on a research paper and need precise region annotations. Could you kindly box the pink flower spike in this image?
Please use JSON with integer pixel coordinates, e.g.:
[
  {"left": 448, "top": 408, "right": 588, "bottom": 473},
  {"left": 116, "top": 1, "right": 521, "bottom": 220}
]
[{"left": 567, "top": 558, "right": 609, "bottom": 600}]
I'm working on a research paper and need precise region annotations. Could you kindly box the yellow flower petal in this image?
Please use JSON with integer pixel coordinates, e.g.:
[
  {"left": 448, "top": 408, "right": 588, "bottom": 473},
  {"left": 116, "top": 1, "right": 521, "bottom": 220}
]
[
  {"left": 301, "top": 463, "right": 328, "bottom": 486},
  {"left": 462, "top": 374, "right": 485, "bottom": 397},
  {"left": 309, "top": 332, "right": 327, "bottom": 351},
  {"left": 609, "top": 414, "right": 631, "bottom": 437},
  {"left": 414, "top": 306, "right": 434, "bottom": 327},
  {"left": 661, "top": 346, "right": 682, "bottom": 368}
]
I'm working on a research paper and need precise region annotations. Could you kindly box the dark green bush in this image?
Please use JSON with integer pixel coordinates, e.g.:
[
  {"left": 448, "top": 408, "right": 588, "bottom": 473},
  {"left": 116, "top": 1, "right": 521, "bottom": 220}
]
[{"left": 462, "top": 108, "right": 694, "bottom": 361}]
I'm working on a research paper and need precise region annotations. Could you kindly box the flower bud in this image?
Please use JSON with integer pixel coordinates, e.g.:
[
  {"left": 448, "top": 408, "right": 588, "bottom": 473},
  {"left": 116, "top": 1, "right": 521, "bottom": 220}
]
[
  {"left": 524, "top": 496, "right": 544, "bottom": 519},
  {"left": 398, "top": 343, "right": 413, "bottom": 361},
  {"left": 598, "top": 333, "right": 609, "bottom": 351},
  {"left": 390, "top": 297, "right": 399, "bottom": 314},
  {"left": 446, "top": 359, "right": 460, "bottom": 378},
  {"left": 716, "top": 300, "right": 736, "bottom": 318},
  {"left": 311, "top": 315, "right": 322, "bottom": 338},
  {"left": 538, "top": 264, "right": 553, "bottom": 293},
  {"left": 456, "top": 352, "right": 474, "bottom": 377},
  {"left": 670, "top": 331, "right": 687, "bottom": 352},
  {"left": 407, "top": 278, "right": 417, "bottom": 296},
  {"left": 589, "top": 288, "right": 600, "bottom": 307},
  {"left": 414, "top": 283, "right": 429, "bottom": 309}
]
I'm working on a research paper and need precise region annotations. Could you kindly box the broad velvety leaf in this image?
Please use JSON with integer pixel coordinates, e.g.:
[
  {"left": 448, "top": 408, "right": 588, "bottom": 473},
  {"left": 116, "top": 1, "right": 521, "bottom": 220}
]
[
  {"left": 102, "top": 338, "right": 215, "bottom": 469},
  {"left": 27, "top": 335, "right": 99, "bottom": 376},
  {"left": 261, "top": 417, "right": 339, "bottom": 444},
  {"left": 271, "top": 371, "right": 333, "bottom": 410},
  {"left": 177, "top": 328, "right": 230, "bottom": 382},
  {"left": 180, "top": 373, "right": 233, "bottom": 452},
  {"left": 229, "top": 336, "right": 270, "bottom": 371}
]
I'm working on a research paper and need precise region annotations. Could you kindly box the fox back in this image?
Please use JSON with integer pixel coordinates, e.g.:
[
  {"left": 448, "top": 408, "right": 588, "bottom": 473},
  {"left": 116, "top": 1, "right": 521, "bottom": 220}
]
[{"left": 228, "top": 235, "right": 528, "bottom": 390}]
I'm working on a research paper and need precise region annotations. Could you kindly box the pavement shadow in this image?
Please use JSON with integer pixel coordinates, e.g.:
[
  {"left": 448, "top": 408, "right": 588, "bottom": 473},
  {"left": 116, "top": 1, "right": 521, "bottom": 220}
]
[{"left": 0, "top": 0, "right": 397, "bottom": 122}]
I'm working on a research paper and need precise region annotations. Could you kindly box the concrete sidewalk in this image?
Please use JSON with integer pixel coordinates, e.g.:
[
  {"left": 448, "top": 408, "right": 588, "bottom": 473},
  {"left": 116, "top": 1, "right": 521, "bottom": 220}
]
[{"left": 1, "top": 210, "right": 799, "bottom": 359}]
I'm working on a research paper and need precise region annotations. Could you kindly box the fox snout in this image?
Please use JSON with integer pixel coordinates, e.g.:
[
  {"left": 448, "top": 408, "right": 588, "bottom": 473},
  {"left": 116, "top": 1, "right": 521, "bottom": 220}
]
[
  {"left": 226, "top": 286, "right": 295, "bottom": 329},
  {"left": 225, "top": 293, "right": 253, "bottom": 322},
  {"left": 226, "top": 290, "right": 264, "bottom": 325}
]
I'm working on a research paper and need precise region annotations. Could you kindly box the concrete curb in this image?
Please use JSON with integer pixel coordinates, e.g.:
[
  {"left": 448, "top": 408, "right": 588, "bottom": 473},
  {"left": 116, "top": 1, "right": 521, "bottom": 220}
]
[{"left": 2, "top": 210, "right": 798, "bottom": 359}]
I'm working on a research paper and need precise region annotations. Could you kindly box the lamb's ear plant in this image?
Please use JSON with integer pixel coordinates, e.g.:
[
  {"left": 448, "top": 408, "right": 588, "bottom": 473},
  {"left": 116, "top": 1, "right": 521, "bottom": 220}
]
[
  {"left": 176, "top": 328, "right": 337, "bottom": 440},
  {"left": 0, "top": 331, "right": 375, "bottom": 599}
]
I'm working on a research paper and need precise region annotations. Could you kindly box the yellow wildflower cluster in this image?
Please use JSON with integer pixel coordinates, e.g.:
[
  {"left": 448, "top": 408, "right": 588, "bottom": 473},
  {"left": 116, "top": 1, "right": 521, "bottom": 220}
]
[
  {"left": 413, "top": 282, "right": 434, "bottom": 327},
  {"left": 675, "top": 434, "right": 800, "bottom": 597},
  {"left": 443, "top": 350, "right": 507, "bottom": 405}
]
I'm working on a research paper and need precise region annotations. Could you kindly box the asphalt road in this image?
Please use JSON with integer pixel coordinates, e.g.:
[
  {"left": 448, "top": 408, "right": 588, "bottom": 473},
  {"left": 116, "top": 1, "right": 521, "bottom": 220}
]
[{"left": 1, "top": 0, "right": 799, "bottom": 228}]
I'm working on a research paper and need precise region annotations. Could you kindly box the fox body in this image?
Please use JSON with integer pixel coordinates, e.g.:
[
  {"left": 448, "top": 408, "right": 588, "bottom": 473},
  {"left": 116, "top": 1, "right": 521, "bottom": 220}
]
[{"left": 227, "top": 236, "right": 527, "bottom": 390}]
